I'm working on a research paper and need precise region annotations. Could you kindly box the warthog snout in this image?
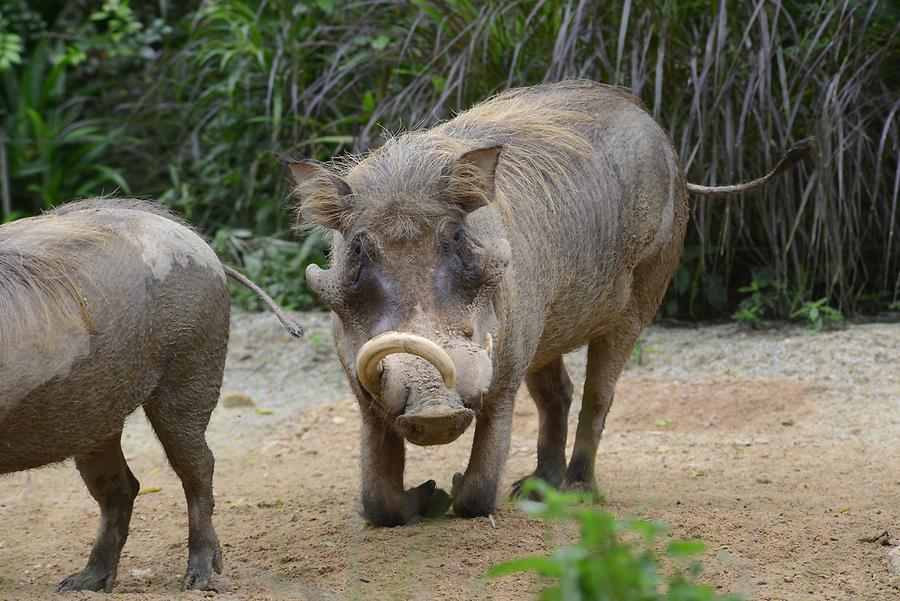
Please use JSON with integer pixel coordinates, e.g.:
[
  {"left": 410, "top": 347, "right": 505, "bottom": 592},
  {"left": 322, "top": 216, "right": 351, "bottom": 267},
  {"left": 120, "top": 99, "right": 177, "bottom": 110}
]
[
  {"left": 394, "top": 388, "right": 474, "bottom": 446},
  {"left": 355, "top": 331, "right": 483, "bottom": 445}
]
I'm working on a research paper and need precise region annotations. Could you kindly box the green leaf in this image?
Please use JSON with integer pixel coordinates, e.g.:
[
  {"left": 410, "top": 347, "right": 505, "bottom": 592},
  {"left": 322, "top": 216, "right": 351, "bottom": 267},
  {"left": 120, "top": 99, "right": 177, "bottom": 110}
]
[
  {"left": 92, "top": 165, "right": 132, "bottom": 193},
  {"left": 488, "top": 555, "right": 561, "bottom": 578},
  {"left": 315, "top": 0, "right": 335, "bottom": 15},
  {"left": 370, "top": 35, "right": 391, "bottom": 50},
  {"left": 667, "top": 539, "right": 708, "bottom": 557},
  {"left": 362, "top": 90, "right": 376, "bottom": 113}
]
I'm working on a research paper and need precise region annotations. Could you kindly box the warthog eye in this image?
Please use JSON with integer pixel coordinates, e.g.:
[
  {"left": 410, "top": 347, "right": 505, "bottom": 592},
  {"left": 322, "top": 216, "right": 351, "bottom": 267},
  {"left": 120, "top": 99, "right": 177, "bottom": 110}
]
[
  {"left": 442, "top": 230, "right": 482, "bottom": 292},
  {"left": 350, "top": 237, "right": 363, "bottom": 257},
  {"left": 346, "top": 239, "right": 365, "bottom": 288}
]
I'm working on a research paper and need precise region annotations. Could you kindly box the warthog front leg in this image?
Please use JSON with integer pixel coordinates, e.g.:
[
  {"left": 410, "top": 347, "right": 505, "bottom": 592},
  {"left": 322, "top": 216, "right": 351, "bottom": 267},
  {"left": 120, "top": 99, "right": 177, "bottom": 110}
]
[
  {"left": 511, "top": 357, "right": 574, "bottom": 496},
  {"left": 359, "top": 409, "right": 447, "bottom": 526},
  {"left": 451, "top": 390, "right": 515, "bottom": 517},
  {"left": 566, "top": 322, "right": 640, "bottom": 492},
  {"left": 57, "top": 433, "right": 139, "bottom": 593}
]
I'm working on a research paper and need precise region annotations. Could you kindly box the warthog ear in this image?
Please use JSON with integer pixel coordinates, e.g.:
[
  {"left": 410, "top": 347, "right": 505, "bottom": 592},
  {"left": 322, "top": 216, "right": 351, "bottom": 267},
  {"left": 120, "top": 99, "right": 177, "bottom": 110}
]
[
  {"left": 286, "top": 159, "right": 353, "bottom": 232},
  {"left": 443, "top": 145, "right": 502, "bottom": 214}
]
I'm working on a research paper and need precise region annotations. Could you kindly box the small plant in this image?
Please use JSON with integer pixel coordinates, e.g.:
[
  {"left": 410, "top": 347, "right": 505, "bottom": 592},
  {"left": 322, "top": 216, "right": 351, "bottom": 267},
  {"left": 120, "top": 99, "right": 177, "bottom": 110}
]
[
  {"left": 791, "top": 298, "right": 843, "bottom": 331},
  {"left": 489, "top": 479, "right": 740, "bottom": 601},
  {"left": 629, "top": 340, "right": 645, "bottom": 365},
  {"left": 628, "top": 339, "right": 661, "bottom": 367},
  {"left": 730, "top": 305, "right": 763, "bottom": 328},
  {"left": 731, "top": 270, "right": 783, "bottom": 328}
]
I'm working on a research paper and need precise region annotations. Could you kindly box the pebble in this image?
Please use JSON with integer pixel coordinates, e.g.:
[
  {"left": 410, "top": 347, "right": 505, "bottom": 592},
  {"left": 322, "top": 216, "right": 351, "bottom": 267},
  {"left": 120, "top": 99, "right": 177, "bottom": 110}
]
[
  {"left": 130, "top": 568, "right": 153, "bottom": 583},
  {"left": 889, "top": 546, "right": 900, "bottom": 582},
  {"left": 221, "top": 391, "right": 255, "bottom": 408}
]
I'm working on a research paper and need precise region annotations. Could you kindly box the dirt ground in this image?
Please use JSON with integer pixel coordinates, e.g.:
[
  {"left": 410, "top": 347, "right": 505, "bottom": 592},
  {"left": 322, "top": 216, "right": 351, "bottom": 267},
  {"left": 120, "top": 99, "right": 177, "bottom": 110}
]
[{"left": 1, "top": 312, "right": 898, "bottom": 600}]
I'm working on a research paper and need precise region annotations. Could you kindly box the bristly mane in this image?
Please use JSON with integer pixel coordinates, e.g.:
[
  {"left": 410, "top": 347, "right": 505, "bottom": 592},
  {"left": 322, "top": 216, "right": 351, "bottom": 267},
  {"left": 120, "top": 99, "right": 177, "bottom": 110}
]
[
  {"left": 50, "top": 196, "right": 187, "bottom": 225},
  {"left": 294, "top": 80, "right": 642, "bottom": 239},
  {"left": 0, "top": 198, "right": 178, "bottom": 353}
]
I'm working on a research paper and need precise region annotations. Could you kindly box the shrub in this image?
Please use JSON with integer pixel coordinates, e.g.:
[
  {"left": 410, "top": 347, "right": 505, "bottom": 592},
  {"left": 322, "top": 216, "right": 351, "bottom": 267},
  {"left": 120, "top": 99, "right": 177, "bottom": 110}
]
[{"left": 489, "top": 479, "right": 740, "bottom": 601}]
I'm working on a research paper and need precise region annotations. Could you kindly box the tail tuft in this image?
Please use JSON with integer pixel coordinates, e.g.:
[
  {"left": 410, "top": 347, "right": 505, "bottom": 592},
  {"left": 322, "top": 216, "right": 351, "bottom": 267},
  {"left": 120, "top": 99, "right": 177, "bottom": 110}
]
[
  {"left": 771, "top": 137, "right": 816, "bottom": 178},
  {"left": 687, "top": 136, "right": 816, "bottom": 197}
]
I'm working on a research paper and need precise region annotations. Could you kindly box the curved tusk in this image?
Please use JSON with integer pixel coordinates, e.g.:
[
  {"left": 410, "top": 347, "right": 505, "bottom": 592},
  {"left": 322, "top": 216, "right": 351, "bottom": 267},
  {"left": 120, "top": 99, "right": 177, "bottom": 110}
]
[{"left": 355, "top": 332, "right": 457, "bottom": 396}]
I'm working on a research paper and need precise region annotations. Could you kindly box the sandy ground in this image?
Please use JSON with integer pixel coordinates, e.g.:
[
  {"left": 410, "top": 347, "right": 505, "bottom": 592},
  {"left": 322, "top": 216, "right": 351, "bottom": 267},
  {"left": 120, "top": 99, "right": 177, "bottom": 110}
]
[{"left": 1, "top": 311, "right": 898, "bottom": 600}]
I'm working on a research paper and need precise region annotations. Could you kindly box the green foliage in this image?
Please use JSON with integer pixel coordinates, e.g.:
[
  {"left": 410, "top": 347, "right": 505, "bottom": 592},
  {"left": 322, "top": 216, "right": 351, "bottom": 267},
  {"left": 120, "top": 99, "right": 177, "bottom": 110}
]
[
  {"left": 629, "top": 340, "right": 646, "bottom": 366},
  {"left": 489, "top": 479, "right": 740, "bottom": 601},
  {"left": 732, "top": 270, "right": 845, "bottom": 329},
  {"left": 0, "top": 30, "right": 22, "bottom": 71},
  {"left": 0, "top": 0, "right": 164, "bottom": 215},
  {"left": 628, "top": 339, "right": 660, "bottom": 367},
  {"left": 212, "top": 228, "right": 328, "bottom": 311},
  {"left": 3, "top": 1, "right": 898, "bottom": 316},
  {"left": 1, "top": 39, "right": 131, "bottom": 212},
  {"left": 663, "top": 247, "right": 729, "bottom": 319},
  {"left": 790, "top": 298, "right": 843, "bottom": 331},
  {"left": 731, "top": 270, "right": 784, "bottom": 328},
  {"left": 135, "top": 0, "right": 362, "bottom": 234}
]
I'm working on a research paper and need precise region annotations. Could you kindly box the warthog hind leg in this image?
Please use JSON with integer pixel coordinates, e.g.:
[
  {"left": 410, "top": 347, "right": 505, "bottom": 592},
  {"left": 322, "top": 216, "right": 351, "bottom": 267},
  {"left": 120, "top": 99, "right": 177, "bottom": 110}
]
[
  {"left": 57, "top": 433, "right": 139, "bottom": 593},
  {"left": 510, "top": 357, "right": 574, "bottom": 497},
  {"left": 566, "top": 320, "right": 641, "bottom": 492},
  {"left": 144, "top": 381, "right": 222, "bottom": 591}
]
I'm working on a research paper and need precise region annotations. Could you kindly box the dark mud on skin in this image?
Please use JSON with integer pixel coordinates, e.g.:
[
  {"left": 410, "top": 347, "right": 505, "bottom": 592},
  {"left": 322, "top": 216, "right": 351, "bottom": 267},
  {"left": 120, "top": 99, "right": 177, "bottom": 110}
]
[{"left": 0, "top": 311, "right": 898, "bottom": 600}]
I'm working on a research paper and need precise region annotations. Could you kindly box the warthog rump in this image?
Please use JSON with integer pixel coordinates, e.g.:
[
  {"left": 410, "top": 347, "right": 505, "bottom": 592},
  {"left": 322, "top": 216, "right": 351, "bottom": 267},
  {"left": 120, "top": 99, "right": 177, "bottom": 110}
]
[
  {"left": 288, "top": 80, "right": 812, "bottom": 526},
  {"left": 0, "top": 198, "right": 302, "bottom": 592}
]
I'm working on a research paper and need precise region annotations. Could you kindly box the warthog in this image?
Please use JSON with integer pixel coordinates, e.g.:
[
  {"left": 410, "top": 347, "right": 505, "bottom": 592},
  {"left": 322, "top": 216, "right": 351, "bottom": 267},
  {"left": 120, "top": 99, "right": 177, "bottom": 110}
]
[
  {"left": 288, "top": 80, "right": 812, "bottom": 525},
  {"left": 0, "top": 198, "right": 302, "bottom": 592}
]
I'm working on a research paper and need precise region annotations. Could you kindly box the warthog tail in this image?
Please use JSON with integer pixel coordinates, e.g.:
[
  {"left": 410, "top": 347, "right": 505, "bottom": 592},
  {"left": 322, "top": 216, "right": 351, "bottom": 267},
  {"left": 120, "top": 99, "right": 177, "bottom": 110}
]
[
  {"left": 222, "top": 265, "right": 304, "bottom": 338},
  {"left": 686, "top": 137, "right": 816, "bottom": 197}
]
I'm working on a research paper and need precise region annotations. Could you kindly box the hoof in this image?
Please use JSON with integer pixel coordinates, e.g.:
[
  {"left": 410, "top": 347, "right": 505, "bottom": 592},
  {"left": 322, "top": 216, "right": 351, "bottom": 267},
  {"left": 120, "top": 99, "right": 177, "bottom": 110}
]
[
  {"left": 361, "top": 480, "right": 451, "bottom": 526},
  {"left": 563, "top": 479, "right": 598, "bottom": 494},
  {"left": 509, "top": 472, "right": 564, "bottom": 499},
  {"left": 422, "top": 487, "right": 452, "bottom": 519},
  {"left": 509, "top": 475, "right": 542, "bottom": 500},
  {"left": 182, "top": 546, "right": 222, "bottom": 591},
  {"left": 182, "top": 567, "right": 215, "bottom": 592},
  {"left": 450, "top": 472, "right": 496, "bottom": 518},
  {"left": 57, "top": 567, "right": 115, "bottom": 593}
]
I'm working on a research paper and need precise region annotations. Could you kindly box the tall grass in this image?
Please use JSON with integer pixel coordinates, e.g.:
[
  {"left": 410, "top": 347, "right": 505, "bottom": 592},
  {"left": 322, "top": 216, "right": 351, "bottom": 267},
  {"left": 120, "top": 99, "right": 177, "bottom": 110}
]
[{"left": 288, "top": 0, "right": 898, "bottom": 315}]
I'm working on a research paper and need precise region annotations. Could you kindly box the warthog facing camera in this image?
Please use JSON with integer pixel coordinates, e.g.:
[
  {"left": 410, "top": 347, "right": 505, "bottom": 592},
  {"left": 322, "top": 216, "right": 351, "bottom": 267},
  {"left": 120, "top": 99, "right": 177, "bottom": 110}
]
[{"left": 288, "top": 80, "right": 812, "bottom": 525}]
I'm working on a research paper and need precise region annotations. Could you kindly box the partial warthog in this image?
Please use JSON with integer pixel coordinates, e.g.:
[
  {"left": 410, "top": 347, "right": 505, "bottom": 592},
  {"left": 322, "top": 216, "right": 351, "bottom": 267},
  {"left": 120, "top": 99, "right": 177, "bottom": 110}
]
[
  {"left": 288, "top": 80, "right": 812, "bottom": 526},
  {"left": 0, "top": 198, "right": 302, "bottom": 592}
]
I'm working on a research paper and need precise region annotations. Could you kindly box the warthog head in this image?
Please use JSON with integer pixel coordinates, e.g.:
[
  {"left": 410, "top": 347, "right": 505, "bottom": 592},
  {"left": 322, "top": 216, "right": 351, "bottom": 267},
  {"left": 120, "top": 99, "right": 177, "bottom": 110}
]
[{"left": 289, "top": 141, "right": 510, "bottom": 445}]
